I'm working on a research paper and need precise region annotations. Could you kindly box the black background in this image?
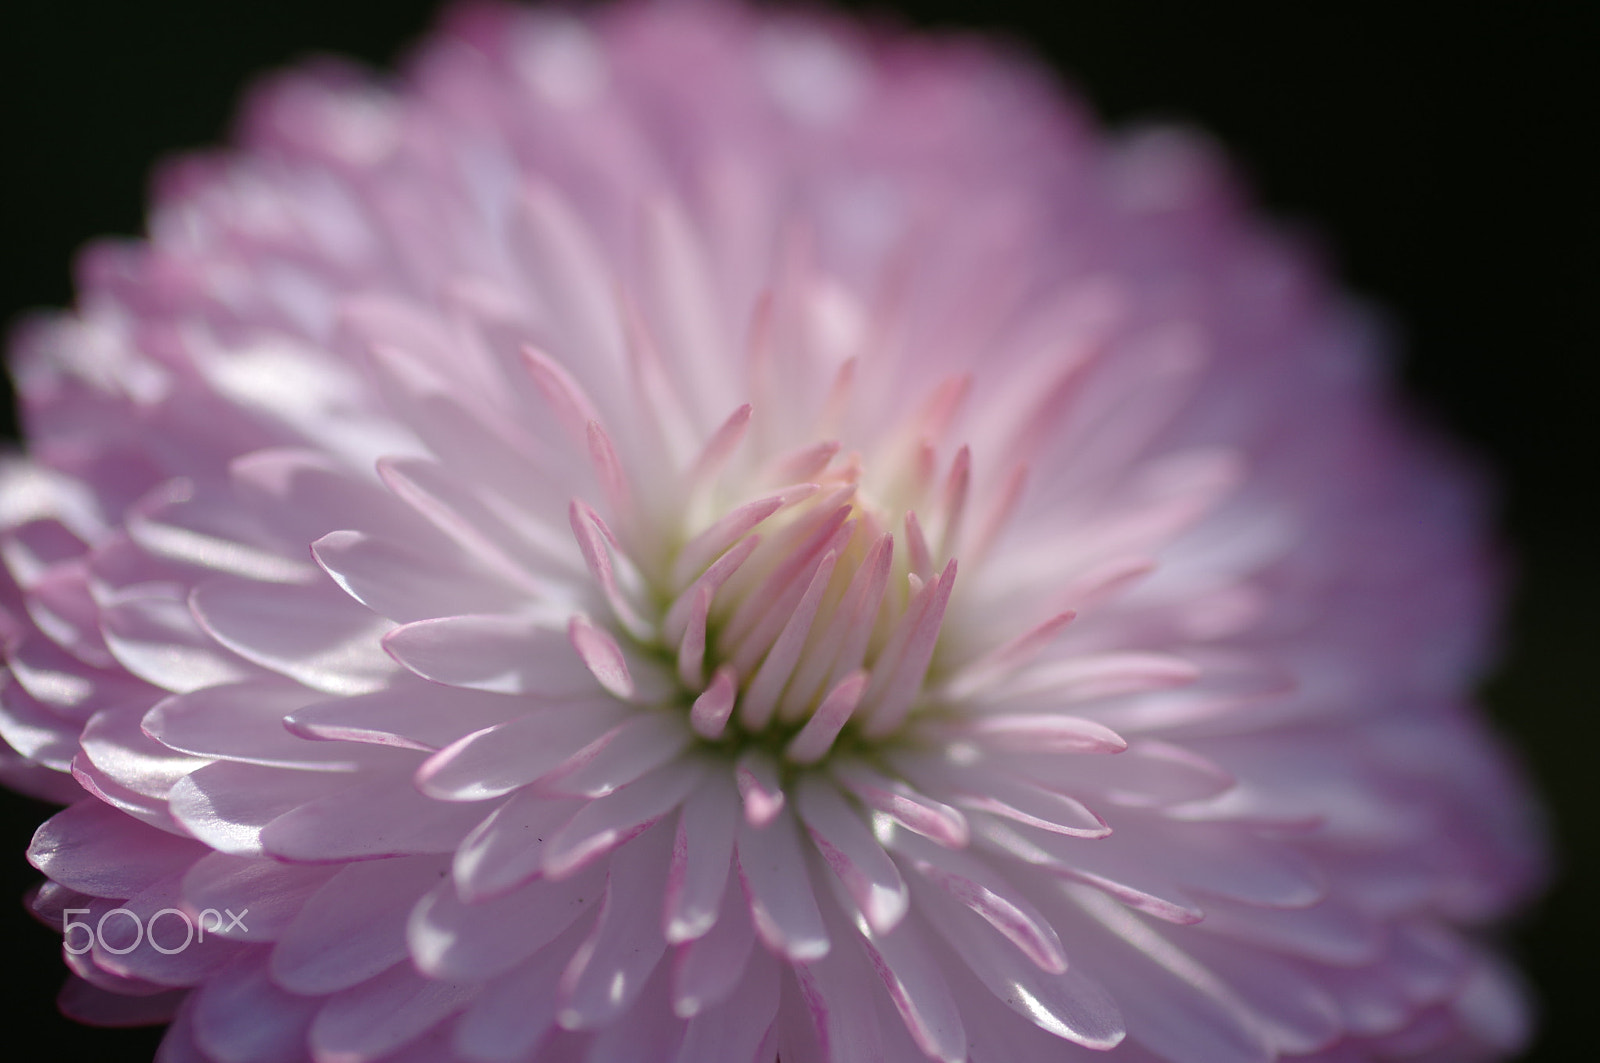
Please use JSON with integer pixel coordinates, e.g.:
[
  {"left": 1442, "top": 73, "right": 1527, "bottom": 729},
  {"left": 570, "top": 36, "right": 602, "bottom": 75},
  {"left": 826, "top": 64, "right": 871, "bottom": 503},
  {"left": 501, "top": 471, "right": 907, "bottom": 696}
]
[{"left": 1, "top": 1, "right": 1594, "bottom": 1060}]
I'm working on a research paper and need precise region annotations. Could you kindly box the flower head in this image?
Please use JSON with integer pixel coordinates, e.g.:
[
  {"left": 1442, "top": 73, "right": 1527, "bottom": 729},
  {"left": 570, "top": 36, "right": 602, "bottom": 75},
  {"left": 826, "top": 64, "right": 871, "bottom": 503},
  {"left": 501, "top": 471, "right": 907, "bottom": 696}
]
[{"left": 0, "top": 3, "right": 1543, "bottom": 1062}]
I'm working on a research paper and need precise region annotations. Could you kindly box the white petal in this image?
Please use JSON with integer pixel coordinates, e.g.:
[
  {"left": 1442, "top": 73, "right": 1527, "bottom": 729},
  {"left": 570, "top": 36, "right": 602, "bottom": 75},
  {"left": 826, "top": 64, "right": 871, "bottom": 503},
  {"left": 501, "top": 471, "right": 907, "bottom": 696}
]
[
  {"left": 543, "top": 757, "right": 706, "bottom": 879},
  {"left": 409, "top": 861, "right": 605, "bottom": 981},
  {"left": 271, "top": 855, "right": 447, "bottom": 994},
  {"left": 663, "top": 768, "right": 739, "bottom": 943},
  {"left": 451, "top": 791, "right": 583, "bottom": 903},
  {"left": 309, "top": 961, "right": 476, "bottom": 1063},
  {"left": 312, "top": 529, "right": 525, "bottom": 623},
  {"left": 190, "top": 576, "right": 398, "bottom": 696},
  {"left": 671, "top": 881, "right": 756, "bottom": 1019},
  {"left": 795, "top": 775, "right": 908, "bottom": 935},
  {"left": 557, "top": 823, "right": 674, "bottom": 1030},
  {"left": 673, "top": 944, "right": 779, "bottom": 1063},
  {"left": 383, "top": 613, "right": 597, "bottom": 696},
  {"left": 416, "top": 701, "right": 629, "bottom": 802},
  {"left": 736, "top": 807, "right": 829, "bottom": 963}
]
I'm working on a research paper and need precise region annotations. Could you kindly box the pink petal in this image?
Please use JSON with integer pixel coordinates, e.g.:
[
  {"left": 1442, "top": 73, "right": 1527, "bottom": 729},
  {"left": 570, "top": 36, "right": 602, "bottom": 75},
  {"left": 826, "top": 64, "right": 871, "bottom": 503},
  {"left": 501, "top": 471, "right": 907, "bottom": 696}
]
[
  {"left": 312, "top": 529, "right": 525, "bottom": 624},
  {"left": 29, "top": 798, "right": 204, "bottom": 898},
  {"left": 168, "top": 761, "right": 353, "bottom": 857},
  {"left": 143, "top": 678, "right": 369, "bottom": 770},
  {"left": 795, "top": 775, "right": 908, "bottom": 934},
  {"left": 190, "top": 576, "right": 398, "bottom": 696},
  {"left": 284, "top": 683, "right": 529, "bottom": 753},
  {"left": 734, "top": 750, "right": 786, "bottom": 828},
  {"left": 557, "top": 824, "right": 674, "bottom": 1030},
  {"left": 416, "top": 701, "right": 629, "bottom": 802},
  {"left": 911, "top": 876, "right": 1124, "bottom": 1050},
  {"left": 832, "top": 760, "right": 969, "bottom": 848},
  {"left": 671, "top": 881, "right": 756, "bottom": 1018},
  {"left": 270, "top": 855, "right": 446, "bottom": 994},
  {"left": 663, "top": 767, "right": 739, "bottom": 944},
  {"left": 784, "top": 669, "right": 867, "bottom": 765},
  {"left": 180, "top": 851, "right": 334, "bottom": 942},
  {"left": 452, "top": 917, "right": 591, "bottom": 1063},
  {"left": 383, "top": 613, "right": 597, "bottom": 697},
  {"left": 309, "top": 961, "right": 477, "bottom": 1063},
  {"left": 450, "top": 790, "right": 583, "bottom": 903},
  {"left": 409, "top": 861, "right": 605, "bottom": 981},
  {"left": 567, "top": 615, "right": 635, "bottom": 700},
  {"left": 542, "top": 757, "right": 707, "bottom": 879},
  {"left": 673, "top": 945, "right": 780, "bottom": 1062},
  {"left": 736, "top": 807, "right": 829, "bottom": 963},
  {"left": 688, "top": 663, "right": 736, "bottom": 741},
  {"left": 191, "top": 955, "right": 319, "bottom": 1063},
  {"left": 537, "top": 710, "right": 692, "bottom": 799},
  {"left": 891, "top": 828, "right": 1068, "bottom": 974},
  {"left": 260, "top": 771, "right": 493, "bottom": 862}
]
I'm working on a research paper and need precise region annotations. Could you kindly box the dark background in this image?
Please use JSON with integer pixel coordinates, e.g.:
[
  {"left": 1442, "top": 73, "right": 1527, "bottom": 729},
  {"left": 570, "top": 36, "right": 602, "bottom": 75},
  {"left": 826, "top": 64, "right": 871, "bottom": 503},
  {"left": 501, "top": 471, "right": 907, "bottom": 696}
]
[{"left": 1, "top": 1, "right": 1594, "bottom": 1060}]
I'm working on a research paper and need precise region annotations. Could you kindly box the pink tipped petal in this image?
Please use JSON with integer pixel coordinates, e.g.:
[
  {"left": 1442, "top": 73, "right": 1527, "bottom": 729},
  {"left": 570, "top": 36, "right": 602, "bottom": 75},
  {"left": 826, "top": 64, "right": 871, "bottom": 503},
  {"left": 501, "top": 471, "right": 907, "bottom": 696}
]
[
  {"left": 311, "top": 529, "right": 524, "bottom": 625},
  {"left": 143, "top": 679, "right": 368, "bottom": 770},
  {"left": 739, "top": 548, "right": 839, "bottom": 730},
  {"left": 192, "top": 956, "right": 319, "bottom": 1063},
  {"left": 168, "top": 761, "right": 354, "bottom": 857},
  {"left": 735, "top": 750, "right": 786, "bottom": 828},
  {"left": 951, "top": 777, "right": 1112, "bottom": 840},
  {"left": 585, "top": 420, "right": 633, "bottom": 525},
  {"left": 784, "top": 669, "right": 868, "bottom": 765},
  {"left": 903, "top": 510, "right": 933, "bottom": 582},
  {"left": 284, "top": 684, "right": 529, "bottom": 753},
  {"left": 943, "top": 611, "right": 1077, "bottom": 697},
  {"left": 29, "top": 800, "right": 204, "bottom": 899},
  {"left": 832, "top": 888, "right": 968, "bottom": 1063},
  {"left": 661, "top": 534, "right": 760, "bottom": 646},
  {"left": 519, "top": 343, "right": 606, "bottom": 451},
  {"left": 918, "top": 877, "right": 1126, "bottom": 1050},
  {"left": 689, "top": 664, "right": 737, "bottom": 741},
  {"left": 189, "top": 577, "right": 398, "bottom": 696},
  {"left": 568, "top": 500, "right": 651, "bottom": 641},
  {"left": 568, "top": 615, "right": 635, "bottom": 700},
  {"left": 861, "top": 560, "right": 956, "bottom": 736},
  {"left": 684, "top": 404, "right": 754, "bottom": 498},
  {"left": 676, "top": 585, "right": 713, "bottom": 690},
  {"left": 670, "top": 495, "right": 785, "bottom": 594}
]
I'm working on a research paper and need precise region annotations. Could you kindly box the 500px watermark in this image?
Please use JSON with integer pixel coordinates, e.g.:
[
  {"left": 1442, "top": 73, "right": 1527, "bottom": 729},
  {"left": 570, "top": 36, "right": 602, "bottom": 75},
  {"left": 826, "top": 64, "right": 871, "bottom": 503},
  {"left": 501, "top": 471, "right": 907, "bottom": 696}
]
[{"left": 63, "top": 907, "right": 249, "bottom": 955}]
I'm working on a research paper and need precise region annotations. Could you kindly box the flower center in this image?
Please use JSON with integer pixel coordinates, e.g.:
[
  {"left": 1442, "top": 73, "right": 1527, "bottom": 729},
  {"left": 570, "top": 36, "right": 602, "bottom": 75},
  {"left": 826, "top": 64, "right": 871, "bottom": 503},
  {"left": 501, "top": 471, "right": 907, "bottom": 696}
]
[{"left": 635, "top": 437, "right": 966, "bottom": 770}]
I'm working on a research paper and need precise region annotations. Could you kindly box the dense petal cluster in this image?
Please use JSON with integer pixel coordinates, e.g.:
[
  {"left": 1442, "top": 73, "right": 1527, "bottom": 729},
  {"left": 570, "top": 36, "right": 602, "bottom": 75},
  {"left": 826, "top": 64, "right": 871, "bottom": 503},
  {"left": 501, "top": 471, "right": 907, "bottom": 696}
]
[{"left": 0, "top": 3, "right": 1543, "bottom": 1062}]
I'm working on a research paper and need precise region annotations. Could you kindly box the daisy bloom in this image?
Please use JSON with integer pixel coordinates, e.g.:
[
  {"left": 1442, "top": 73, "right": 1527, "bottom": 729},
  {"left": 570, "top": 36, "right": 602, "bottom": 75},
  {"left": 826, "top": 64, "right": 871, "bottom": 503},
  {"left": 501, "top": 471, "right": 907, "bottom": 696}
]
[{"left": 0, "top": 2, "right": 1544, "bottom": 1062}]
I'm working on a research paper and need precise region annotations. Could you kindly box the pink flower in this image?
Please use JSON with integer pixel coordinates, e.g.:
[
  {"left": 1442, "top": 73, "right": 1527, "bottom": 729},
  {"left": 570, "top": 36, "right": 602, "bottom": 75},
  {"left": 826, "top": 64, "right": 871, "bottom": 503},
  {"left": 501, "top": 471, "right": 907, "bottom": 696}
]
[{"left": 0, "top": 2, "right": 1544, "bottom": 1061}]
